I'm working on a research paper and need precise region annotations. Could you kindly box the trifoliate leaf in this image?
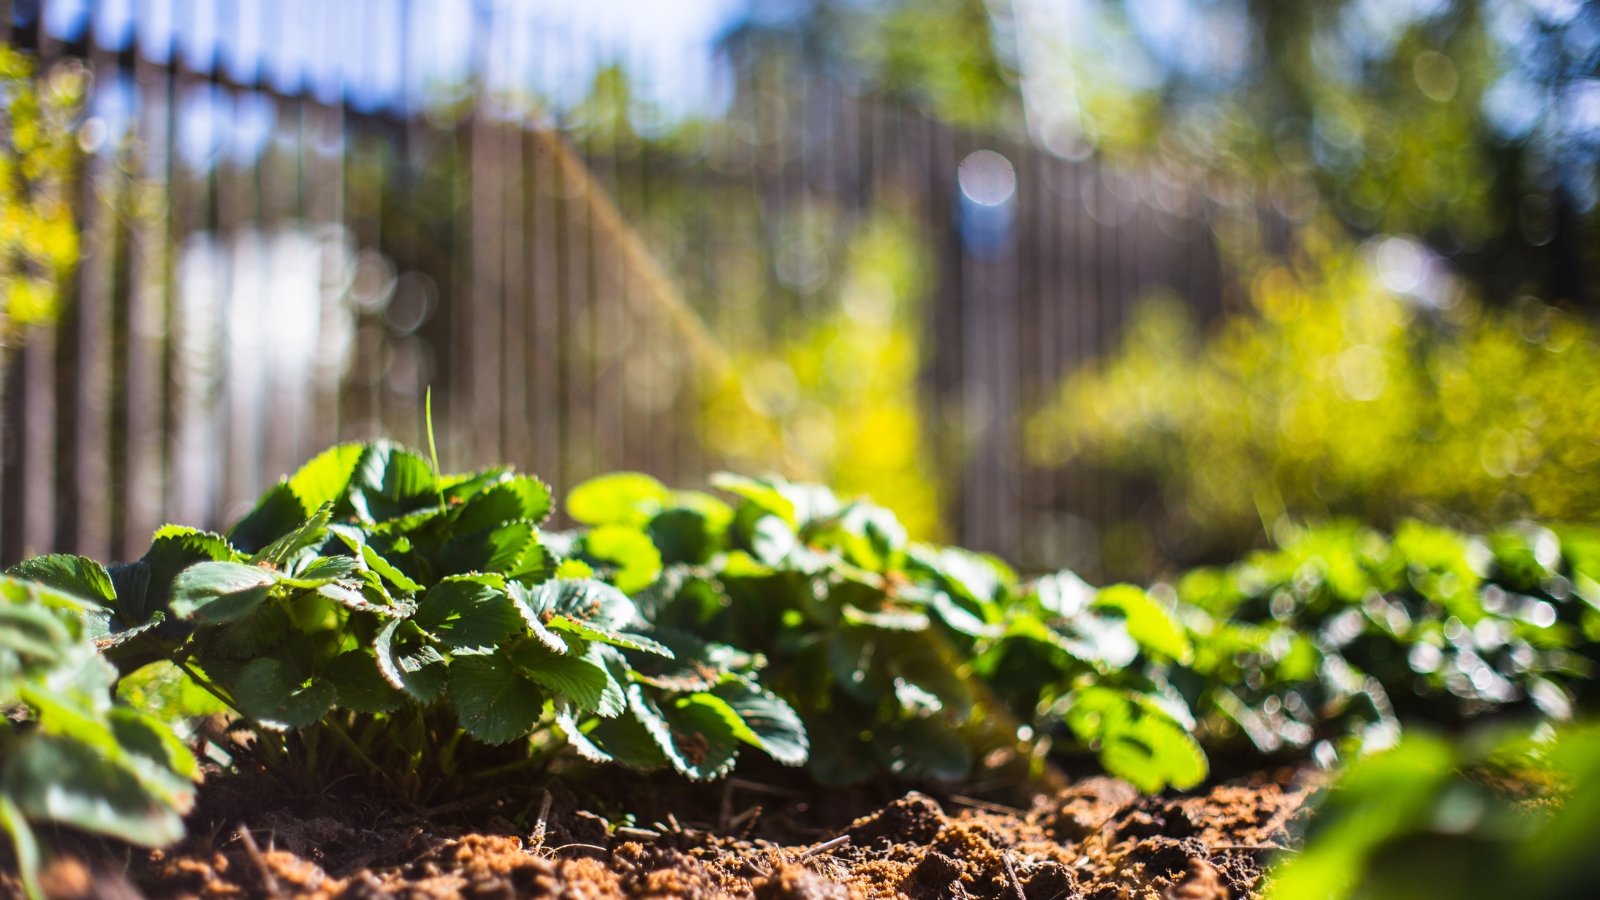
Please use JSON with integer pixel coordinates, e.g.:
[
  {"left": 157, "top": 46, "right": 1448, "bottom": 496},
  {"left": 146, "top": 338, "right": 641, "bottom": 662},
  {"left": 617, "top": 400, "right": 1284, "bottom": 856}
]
[{"left": 447, "top": 654, "right": 545, "bottom": 745}]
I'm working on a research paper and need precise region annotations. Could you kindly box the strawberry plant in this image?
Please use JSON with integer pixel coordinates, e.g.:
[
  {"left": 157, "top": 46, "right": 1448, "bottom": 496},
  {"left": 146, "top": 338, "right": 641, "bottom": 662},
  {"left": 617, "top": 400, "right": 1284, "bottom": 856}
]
[
  {"left": 1270, "top": 720, "right": 1600, "bottom": 900},
  {"left": 1175, "top": 520, "right": 1600, "bottom": 763},
  {"left": 0, "top": 575, "right": 197, "bottom": 900},
  {"left": 559, "top": 471, "right": 1207, "bottom": 791},
  {"left": 9, "top": 442, "right": 807, "bottom": 801}
]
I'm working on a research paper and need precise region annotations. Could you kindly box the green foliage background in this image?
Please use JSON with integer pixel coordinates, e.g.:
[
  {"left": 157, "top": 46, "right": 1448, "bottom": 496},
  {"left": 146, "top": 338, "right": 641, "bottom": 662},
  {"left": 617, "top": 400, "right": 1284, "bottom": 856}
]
[
  {"left": 1029, "top": 226, "right": 1600, "bottom": 572},
  {"left": 0, "top": 47, "right": 80, "bottom": 344}
]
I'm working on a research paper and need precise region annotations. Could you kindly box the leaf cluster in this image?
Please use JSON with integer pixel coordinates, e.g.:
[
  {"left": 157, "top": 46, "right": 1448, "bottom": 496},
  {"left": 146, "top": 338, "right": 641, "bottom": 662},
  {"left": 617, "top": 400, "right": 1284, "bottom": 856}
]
[
  {"left": 0, "top": 575, "right": 197, "bottom": 900},
  {"left": 12, "top": 441, "right": 807, "bottom": 803},
  {"left": 1270, "top": 720, "right": 1600, "bottom": 900},
  {"left": 561, "top": 471, "right": 1206, "bottom": 792},
  {"left": 1178, "top": 519, "right": 1600, "bottom": 763}
]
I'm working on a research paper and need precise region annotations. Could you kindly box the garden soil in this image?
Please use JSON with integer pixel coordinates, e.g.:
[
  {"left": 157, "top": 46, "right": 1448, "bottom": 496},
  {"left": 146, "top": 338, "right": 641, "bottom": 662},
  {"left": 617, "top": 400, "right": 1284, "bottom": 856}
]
[{"left": 8, "top": 761, "right": 1319, "bottom": 899}]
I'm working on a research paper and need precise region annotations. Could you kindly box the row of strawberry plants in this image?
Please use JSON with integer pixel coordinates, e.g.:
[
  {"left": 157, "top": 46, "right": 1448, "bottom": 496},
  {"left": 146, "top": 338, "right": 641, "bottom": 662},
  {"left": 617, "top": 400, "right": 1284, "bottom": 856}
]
[
  {"left": 559, "top": 473, "right": 1600, "bottom": 788},
  {"left": 5, "top": 440, "right": 1600, "bottom": 893}
]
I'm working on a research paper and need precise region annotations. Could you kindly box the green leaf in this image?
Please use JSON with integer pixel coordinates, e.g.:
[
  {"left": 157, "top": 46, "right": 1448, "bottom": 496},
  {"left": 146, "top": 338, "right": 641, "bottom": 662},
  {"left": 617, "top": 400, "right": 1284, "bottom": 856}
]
[
  {"left": 324, "top": 649, "right": 405, "bottom": 714},
  {"left": 630, "top": 628, "right": 756, "bottom": 692},
  {"left": 712, "top": 681, "right": 809, "bottom": 766},
  {"left": 169, "top": 562, "right": 278, "bottom": 625},
  {"left": 1092, "top": 585, "right": 1192, "bottom": 663},
  {"left": 556, "top": 701, "right": 668, "bottom": 770},
  {"left": 118, "top": 526, "right": 240, "bottom": 623},
  {"left": 414, "top": 576, "right": 519, "bottom": 653},
  {"left": 287, "top": 443, "right": 365, "bottom": 511},
  {"left": 230, "top": 657, "right": 336, "bottom": 731},
  {"left": 711, "top": 473, "right": 799, "bottom": 528},
  {"left": 452, "top": 475, "right": 553, "bottom": 532},
  {"left": 115, "top": 661, "right": 228, "bottom": 721},
  {"left": 0, "top": 796, "right": 41, "bottom": 900},
  {"left": 514, "top": 640, "right": 625, "bottom": 718},
  {"left": 927, "top": 590, "right": 1001, "bottom": 638},
  {"left": 374, "top": 618, "right": 448, "bottom": 702},
  {"left": 285, "top": 554, "right": 361, "bottom": 586},
  {"left": 568, "top": 472, "right": 671, "bottom": 527},
  {"left": 1, "top": 734, "right": 190, "bottom": 847},
  {"left": 359, "top": 543, "right": 424, "bottom": 593},
  {"left": 581, "top": 525, "right": 663, "bottom": 594},
  {"left": 516, "top": 579, "right": 669, "bottom": 655},
  {"left": 228, "top": 483, "right": 310, "bottom": 555},
  {"left": 871, "top": 716, "right": 972, "bottom": 782},
  {"left": 349, "top": 442, "right": 439, "bottom": 522},
  {"left": 437, "top": 519, "right": 539, "bottom": 577},
  {"left": 5, "top": 555, "right": 116, "bottom": 605},
  {"left": 628, "top": 685, "right": 740, "bottom": 781},
  {"left": 1064, "top": 687, "right": 1207, "bottom": 792},
  {"left": 447, "top": 654, "right": 546, "bottom": 745},
  {"left": 251, "top": 505, "right": 333, "bottom": 571},
  {"left": 108, "top": 707, "right": 201, "bottom": 782}
]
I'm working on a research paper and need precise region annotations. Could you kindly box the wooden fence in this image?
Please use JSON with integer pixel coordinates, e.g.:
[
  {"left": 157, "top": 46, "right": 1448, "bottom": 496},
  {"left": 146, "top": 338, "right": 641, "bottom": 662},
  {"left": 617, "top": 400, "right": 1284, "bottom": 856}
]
[{"left": 0, "top": 1, "right": 1253, "bottom": 574}]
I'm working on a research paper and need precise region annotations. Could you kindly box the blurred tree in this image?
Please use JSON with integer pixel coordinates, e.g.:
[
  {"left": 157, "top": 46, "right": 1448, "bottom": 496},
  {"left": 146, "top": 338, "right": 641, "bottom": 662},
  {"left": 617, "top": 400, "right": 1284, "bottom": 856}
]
[
  {"left": 723, "top": 0, "right": 1599, "bottom": 306},
  {"left": 1017, "top": 0, "right": 1600, "bottom": 306},
  {"left": 717, "top": 0, "right": 1023, "bottom": 129},
  {"left": 0, "top": 47, "right": 82, "bottom": 345}
]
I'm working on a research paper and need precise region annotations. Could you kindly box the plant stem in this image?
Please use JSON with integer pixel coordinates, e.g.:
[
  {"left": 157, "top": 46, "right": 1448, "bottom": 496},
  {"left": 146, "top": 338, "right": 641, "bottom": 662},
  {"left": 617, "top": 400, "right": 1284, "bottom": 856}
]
[
  {"left": 172, "top": 659, "right": 247, "bottom": 720},
  {"left": 322, "top": 718, "right": 386, "bottom": 783}
]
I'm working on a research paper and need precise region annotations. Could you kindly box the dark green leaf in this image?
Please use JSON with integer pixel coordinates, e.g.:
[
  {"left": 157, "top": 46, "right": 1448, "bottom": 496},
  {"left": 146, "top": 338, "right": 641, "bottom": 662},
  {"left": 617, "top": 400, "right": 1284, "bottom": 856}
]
[
  {"left": 230, "top": 657, "right": 336, "bottom": 731},
  {"left": 712, "top": 681, "right": 808, "bottom": 765},
  {"left": 629, "top": 685, "right": 740, "bottom": 781},
  {"left": 324, "top": 649, "right": 405, "bottom": 713},
  {"left": 374, "top": 618, "right": 448, "bottom": 702},
  {"left": 514, "top": 640, "right": 625, "bottom": 717},
  {"left": 557, "top": 701, "right": 669, "bottom": 770},
  {"left": 447, "top": 654, "right": 546, "bottom": 745},
  {"left": 228, "top": 483, "right": 309, "bottom": 555},
  {"left": 414, "top": 576, "right": 519, "bottom": 653}
]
